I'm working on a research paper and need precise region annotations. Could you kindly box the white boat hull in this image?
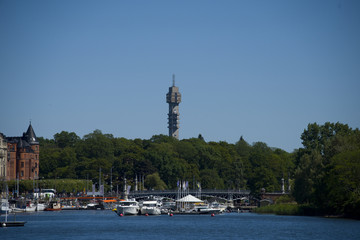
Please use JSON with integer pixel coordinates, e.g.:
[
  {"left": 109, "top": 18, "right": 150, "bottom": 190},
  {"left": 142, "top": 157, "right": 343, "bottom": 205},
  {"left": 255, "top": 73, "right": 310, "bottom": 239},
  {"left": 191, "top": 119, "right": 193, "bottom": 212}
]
[
  {"left": 198, "top": 208, "right": 221, "bottom": 214},
  {"left": 25, "top": 206, "right": 37, "bottom": 212},
  {"left": 11, "top": 208, "right": 25, "bottom": 213},
  {"left": 36, "top": 204, "right": 46, "bottom": 211},
  {"left": 141, "top": 207, "right": 161, "bottom": 215},
  {"left": 117, "top": 206, "right": 139, "bottom": 215}
]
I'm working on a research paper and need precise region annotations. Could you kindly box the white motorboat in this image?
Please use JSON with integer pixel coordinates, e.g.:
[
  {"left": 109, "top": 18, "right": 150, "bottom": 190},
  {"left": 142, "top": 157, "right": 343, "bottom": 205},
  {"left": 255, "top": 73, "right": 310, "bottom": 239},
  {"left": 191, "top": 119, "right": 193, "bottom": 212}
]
[
  {"left": 140, "top": 201, "right": 161, "bottom": 215},
  {"left": 25, "top": 206, "right": 37, "bottom": 212},
  {"left": 25, "top": 201, "right": 37, "bottom": 212},
  {"left": 198, "top": 206, "right": 221, "bottom": 214},
  {"left": 36, "top": 203, "right": 46, "bottom": 211},
  {"left": 210, "top": 201, "right": 227, "bottom": 213},
  {"left": 116, "top": 199, "right": 140, "bottom": 216},
  {"left": 194, "top": 203, "right": 221, "bottom": 214}
]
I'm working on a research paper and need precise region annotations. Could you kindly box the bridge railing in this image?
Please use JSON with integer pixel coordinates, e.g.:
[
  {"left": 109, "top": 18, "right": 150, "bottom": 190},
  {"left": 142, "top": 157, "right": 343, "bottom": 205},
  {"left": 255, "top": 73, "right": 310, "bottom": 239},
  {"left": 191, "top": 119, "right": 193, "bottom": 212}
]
[{"left": 128, "top": 189, "right": 251, "bottom": 196}]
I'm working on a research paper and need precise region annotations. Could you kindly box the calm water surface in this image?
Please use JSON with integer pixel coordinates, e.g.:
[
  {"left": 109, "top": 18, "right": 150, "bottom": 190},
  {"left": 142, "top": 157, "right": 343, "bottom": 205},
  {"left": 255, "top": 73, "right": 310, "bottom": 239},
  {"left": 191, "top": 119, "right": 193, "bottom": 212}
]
[{"left": 1, "top": 210, "right": 359, "bottom": 240}]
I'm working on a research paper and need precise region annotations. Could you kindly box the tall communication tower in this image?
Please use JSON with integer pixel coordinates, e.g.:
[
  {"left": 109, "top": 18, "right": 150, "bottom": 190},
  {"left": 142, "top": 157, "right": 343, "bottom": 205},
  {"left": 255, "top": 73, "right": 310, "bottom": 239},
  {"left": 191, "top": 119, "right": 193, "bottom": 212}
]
[{"left": 166, "top": 74, "right": 181, "bottom": 139}]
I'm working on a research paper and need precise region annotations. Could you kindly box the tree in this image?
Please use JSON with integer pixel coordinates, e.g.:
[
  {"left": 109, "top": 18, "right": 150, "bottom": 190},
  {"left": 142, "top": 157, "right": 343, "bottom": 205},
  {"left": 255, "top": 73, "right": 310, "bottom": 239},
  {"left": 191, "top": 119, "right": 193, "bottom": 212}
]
[
  {"left": 200, "top": 169, "right": 224, "bottom": 189},
  {"left": 76, "top": 129, "right": 114, "bottom": 159},
  {"left": 294, "top": 122, "right": 360, "bottom": 217},
  {"left": 327, "top": 150, "right": 360, "bottom": 217},
  {"left": 144, "top": 172, "right": 167, "bottom": 190},
  {"left": 54, "top": 131, "right": 80, "bottom": 148}
]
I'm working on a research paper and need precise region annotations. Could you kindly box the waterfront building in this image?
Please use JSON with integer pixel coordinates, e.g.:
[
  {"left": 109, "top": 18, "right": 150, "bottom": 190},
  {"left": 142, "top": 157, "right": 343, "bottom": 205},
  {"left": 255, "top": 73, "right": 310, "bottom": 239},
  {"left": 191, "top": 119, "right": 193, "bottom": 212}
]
[
  {"left": 6, "top": 123, "right": 39, "bottom": 180},
  {"left": 0, "top": 133, "right": 7, "bottom": 180},
  {"left": 166, "top": 74, "right": 181, "bottom": 139}
]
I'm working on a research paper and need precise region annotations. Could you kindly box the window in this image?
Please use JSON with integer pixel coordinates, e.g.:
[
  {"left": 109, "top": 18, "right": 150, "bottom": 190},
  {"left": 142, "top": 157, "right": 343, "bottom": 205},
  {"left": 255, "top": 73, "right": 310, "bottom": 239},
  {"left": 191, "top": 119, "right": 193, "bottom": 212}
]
[
  {"left": 21, "top": 171, "right": 24, "bottom": 177},
  {"left": 21, "top": 162, "right": 24, "bottom": 168}
]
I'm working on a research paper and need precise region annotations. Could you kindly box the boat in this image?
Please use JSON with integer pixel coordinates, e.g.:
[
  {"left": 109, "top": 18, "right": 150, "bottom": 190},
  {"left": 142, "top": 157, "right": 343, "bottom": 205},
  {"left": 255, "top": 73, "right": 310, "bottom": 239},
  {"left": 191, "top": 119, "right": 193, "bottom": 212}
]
[
  {"left": 25, "top": 201, "right": 36, "bottom": 212},
  {"left": 0, "top": 199, "right": 12, "bottom": 214},
  {"left": 11, "top": 207, "right": 25, "bottom": 213},
  {"left": 1, "top": 221, "right": 26, "bottom": 227},
  {"left": 25, "top": 206, "right": 36, "bottom": 212},
  {"left": 193, "top": 202, "right": 221, "bottom": 214},
  {"left": 116, "top": 199, "right": 140, "bottom": 216},
  {"left": 44, "top": 201, "right": 62, "bottom": 211},
  {"left": 86, "top": 202, "right": 104, "bottom": 210},
  {"left": 36, "top": 203, "right": 46, "bottom": 211},
  {"left": 210, "top": 201, "right": 227, "bottom": 213},
  {"left": 1, "top": 186, "right": 26, "bottom": 227},
  {"left": 197, "top": 206, "right": 221, "bottom": 214},
  {"left": 140, "top": 201, "right": 161, "bottom": 215},
  {"left": 61, "top": 205, "right": 76, "bottom": 210}
]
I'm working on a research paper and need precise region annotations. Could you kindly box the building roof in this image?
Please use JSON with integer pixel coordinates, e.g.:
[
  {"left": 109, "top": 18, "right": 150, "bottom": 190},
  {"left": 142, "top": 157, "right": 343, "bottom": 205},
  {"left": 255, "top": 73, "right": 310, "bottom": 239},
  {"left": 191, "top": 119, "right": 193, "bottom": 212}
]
[
  {"left": 18, "top": 138, "right": 31, "bottom": 148},
  {"left": 6, "top": 123, "right": 39, "bottom": 148},
  {"left": 24, "top": 123, "right": 38, "bottom": 145}
]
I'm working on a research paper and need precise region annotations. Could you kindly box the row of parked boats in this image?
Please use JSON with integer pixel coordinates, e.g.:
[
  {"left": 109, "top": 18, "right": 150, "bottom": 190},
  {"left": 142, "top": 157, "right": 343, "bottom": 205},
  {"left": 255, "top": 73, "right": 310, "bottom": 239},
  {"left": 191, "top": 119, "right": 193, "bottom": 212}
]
[
  {"left": 1, "top": 193, "right": 229, "bottom": 216},
  {"left": 114, "top": 196, "right": 228, "bottom": 216},
  {"left": 1, "top": 198, "right": 62, "bottom": 213}
]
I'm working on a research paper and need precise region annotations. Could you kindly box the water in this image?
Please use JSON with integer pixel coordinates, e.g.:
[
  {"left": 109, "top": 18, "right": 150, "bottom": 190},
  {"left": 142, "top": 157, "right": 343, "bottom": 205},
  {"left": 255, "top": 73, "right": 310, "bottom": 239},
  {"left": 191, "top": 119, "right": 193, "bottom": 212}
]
[{"left": 1, "top": 211, "right": 359, "bottom": 240}]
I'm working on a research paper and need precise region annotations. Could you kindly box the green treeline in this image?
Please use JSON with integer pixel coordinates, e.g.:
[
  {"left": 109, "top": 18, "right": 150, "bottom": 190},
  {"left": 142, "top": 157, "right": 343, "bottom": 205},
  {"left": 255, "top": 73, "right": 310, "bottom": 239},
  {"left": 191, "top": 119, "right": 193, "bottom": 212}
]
[
  {"left": 293, "top": 122, "right": 360, "bottom": 218},
  {"left": 39, "top": 131, "right": 293, "bottom": 195},
  {"left": 7, "top": 179, "right": 90, "bottom": 195},
  {"left": 38, "top": 122, "right": 360, "bottom": 217}
]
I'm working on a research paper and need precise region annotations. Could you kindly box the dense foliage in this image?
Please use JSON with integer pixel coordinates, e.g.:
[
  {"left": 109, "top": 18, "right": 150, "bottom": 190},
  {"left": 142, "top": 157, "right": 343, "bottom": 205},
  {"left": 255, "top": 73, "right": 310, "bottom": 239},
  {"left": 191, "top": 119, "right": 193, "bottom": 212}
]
[
  {"left": 38, "top": 131, "right": 293, "bottom": 195},
  {"left": 37, "top": 122, "right": 360, "bottom": 218},
  {"left": 6, "top": 179, "right": 90, "bottom": 195},
  {"left": 293, "top": 122, "right": 360, "bottom": 218}
]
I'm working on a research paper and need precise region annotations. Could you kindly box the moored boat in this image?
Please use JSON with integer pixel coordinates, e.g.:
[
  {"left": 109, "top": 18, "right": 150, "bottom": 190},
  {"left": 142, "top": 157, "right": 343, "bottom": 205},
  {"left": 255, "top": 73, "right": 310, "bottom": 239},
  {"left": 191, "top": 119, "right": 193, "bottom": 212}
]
[
  {"left": 140, "top": 201, "right": 161, "bottom": 215},
  {"left": 36, "top": 203, "right": 46, "bottom": 211},
  {"left": 0, "top": 199, "right": 12, "bottom": 214},
  {"left": 44, "top": 201, "right": 62, "bottom": 211},
  {"left": 1, "top": 221, "right": 26, "bottom": 227},
  {"left": 86, "top": 202, "right": 104, "bottom": 210},
  {"left": 1, "top": 186, "right": 26, "bottom": 227},
  {"left": 25, "top": 201, "right": 37, "bottom": 212},
  {"left": 116, "top": 199, "right": 140, "bottom": 216},
  {"left": 11, "top": 207, "right": 25, "bottom": 213},
  {"left": 210, "top": 201, "right": 227, "bottom": 213},
  {"left": 61, "top": 205, "right": 76, "bottom": 210}
]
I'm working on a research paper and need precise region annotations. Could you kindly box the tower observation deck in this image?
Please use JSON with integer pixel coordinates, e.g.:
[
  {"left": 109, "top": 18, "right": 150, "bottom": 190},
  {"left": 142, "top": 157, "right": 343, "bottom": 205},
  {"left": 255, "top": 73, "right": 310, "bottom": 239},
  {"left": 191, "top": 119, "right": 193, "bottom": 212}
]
[{"left": 166, "top": 74, "right": 181, "bottom": 139}]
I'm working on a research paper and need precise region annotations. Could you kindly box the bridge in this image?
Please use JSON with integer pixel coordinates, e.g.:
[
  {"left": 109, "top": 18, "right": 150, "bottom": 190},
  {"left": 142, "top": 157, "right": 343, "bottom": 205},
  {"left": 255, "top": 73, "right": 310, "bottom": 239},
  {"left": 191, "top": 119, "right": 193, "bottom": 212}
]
[{"left": 128, "top": 189, "right": 251, "bottom": 202}]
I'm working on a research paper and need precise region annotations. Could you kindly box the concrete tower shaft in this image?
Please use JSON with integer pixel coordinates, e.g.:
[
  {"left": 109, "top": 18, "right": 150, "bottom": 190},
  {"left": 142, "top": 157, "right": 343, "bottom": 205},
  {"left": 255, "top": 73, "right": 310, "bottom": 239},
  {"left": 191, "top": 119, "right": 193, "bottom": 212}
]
[{"left": 166, "top": 75, "right": 181, "bottom": 139}]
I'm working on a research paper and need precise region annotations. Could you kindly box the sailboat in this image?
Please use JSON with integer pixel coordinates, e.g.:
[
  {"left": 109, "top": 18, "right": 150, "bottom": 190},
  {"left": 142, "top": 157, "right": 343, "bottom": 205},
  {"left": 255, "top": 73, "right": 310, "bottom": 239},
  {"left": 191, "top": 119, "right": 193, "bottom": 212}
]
[{"left": 1, "top": 185, "right": 26, "bottom": 227}]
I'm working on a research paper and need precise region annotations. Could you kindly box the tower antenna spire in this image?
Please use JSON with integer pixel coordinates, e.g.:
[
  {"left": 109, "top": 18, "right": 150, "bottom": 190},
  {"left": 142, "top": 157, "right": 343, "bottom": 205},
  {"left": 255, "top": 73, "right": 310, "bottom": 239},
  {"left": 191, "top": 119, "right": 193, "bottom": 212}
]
[{"left": 172, "top": 74, "right": 175, "bottom": 87}]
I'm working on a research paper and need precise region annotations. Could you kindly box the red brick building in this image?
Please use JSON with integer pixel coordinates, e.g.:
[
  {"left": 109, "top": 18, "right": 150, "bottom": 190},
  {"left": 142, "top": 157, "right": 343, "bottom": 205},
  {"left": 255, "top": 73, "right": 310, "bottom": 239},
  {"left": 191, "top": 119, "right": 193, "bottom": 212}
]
[{"left": 6, "top": 123, "right": 39, "bottom": 180}]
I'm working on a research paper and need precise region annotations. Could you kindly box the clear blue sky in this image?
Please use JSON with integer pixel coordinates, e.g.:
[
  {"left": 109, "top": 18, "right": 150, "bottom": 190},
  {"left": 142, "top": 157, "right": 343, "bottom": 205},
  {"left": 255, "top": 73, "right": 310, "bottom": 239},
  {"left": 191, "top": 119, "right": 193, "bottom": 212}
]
[{"left": 1, "top": 0, "right": 359, "bottom": 152}]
